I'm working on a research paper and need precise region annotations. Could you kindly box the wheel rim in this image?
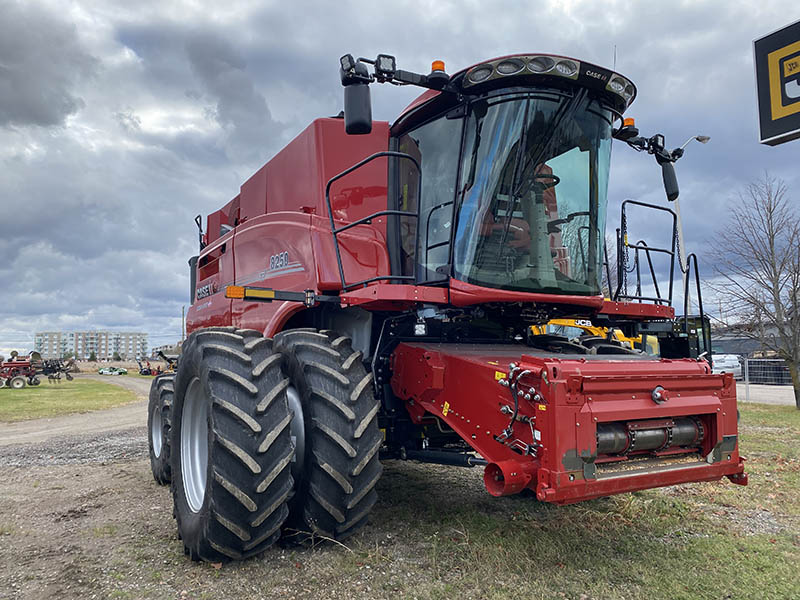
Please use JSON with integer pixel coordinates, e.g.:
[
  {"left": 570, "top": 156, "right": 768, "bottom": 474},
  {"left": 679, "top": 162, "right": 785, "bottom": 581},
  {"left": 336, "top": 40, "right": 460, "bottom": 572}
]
[
  {"left": 182, "top": 377, "right": 209, "bottom": 513},
  {"left": 151, "top": 401, "right": 163, "bottom": 458},
  {"left": 286, "top": 385, "right": 305, "bottom": 482}
]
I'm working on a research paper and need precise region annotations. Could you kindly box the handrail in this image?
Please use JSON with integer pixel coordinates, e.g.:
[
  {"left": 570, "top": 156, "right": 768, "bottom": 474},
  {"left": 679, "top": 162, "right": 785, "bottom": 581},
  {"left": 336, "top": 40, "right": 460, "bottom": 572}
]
[
  {"left": 626, "top": 240, "right": 666, "bottom": 303},
  {"left": 424, "top": 200, "right": 454, "bottom": 274},
  {"left": 683, "top": 253, "right": 710, "bottom": 358},
  {"left": 325, "top": 151, "right": 422, "bottom": 290},
  {"left": 613, "top": 199, "right": 678, "bottom": 305}
]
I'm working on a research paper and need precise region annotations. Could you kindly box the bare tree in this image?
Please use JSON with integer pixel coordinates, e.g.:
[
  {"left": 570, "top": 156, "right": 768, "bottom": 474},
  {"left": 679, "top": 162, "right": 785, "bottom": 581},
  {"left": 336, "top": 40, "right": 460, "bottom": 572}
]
[{"left": 711, "top": 174, "right": 800, "bottom": 409}]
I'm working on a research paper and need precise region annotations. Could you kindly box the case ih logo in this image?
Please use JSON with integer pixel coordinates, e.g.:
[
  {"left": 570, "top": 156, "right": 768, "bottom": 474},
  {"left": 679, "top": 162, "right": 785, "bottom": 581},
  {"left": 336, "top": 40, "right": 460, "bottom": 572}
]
[{"left": 196, "top": 283, "right": 216, "bottom": 299}]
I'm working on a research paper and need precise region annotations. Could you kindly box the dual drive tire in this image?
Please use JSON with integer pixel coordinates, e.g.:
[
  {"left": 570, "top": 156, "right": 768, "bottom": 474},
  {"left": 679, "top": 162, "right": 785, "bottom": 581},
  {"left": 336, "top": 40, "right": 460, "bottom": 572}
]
[
  {"left": 170, "top": 327, "right": 295, "bottom": 562},
  {"left": 274, "top": 329, "right": 382, "bottom": 543},
  {"left": 148, "top": 374, "right": 175, "bottom": 485},
  {"left": 168, "top": 326, "right": 382, "bottom": 562}
]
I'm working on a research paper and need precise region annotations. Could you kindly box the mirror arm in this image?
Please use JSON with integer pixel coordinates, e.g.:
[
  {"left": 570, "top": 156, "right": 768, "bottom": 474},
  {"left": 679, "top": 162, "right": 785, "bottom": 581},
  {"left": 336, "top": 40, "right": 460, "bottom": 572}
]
[{"left": 623, "top": 132, "right": 680, "bottom": 201}]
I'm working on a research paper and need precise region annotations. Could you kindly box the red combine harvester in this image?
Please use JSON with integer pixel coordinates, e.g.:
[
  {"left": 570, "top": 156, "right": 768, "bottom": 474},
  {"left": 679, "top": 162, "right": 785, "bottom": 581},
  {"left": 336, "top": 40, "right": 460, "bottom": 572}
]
[{"left": 148, "top": 53, "right": 746, "bottom": 562}]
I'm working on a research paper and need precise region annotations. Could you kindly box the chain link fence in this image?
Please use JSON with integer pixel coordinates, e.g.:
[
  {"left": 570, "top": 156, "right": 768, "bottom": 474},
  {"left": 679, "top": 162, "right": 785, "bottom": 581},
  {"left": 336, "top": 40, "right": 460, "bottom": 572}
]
[{"left": 736, "top": 358, "right": 797, "bottom": 405}]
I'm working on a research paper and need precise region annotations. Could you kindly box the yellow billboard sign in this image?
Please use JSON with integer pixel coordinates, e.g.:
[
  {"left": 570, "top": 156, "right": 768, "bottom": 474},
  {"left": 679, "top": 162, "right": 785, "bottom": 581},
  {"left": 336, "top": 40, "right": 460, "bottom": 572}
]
[{"left": 755, "top": 20, "right": 800, "bottom": 145}]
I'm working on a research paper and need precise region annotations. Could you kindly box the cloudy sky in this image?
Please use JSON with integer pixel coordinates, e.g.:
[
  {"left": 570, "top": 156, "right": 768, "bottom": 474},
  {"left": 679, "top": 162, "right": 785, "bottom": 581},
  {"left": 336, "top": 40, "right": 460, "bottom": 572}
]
[{"left": 1, "top": 0, "right": 797, "bottom": 355}]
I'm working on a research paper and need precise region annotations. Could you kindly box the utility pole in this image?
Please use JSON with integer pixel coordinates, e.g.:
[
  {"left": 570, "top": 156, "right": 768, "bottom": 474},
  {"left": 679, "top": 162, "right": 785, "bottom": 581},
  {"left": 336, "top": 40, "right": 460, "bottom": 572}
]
[{"left": 182, "top": 306, "right": 185, "bottom": 344}]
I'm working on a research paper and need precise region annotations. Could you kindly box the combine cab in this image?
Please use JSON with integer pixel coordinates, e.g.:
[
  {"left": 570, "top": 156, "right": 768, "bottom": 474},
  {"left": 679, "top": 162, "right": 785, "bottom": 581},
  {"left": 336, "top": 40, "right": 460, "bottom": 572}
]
[{"left": 148, "top": 52, "right": 746, "bottom": 562}]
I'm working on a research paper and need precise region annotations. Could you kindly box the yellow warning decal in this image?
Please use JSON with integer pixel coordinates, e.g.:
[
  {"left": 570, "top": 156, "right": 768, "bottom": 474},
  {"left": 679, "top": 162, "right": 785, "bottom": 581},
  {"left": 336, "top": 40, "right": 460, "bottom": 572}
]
[
  {"left": 495, "top": 371, "right": 506, "bottom": 380},
  {"left": 442, "top": 401, "right": 450, "bottom": 416},
  {"left": 538, "top": 404, "right": 547, "bottom": 411}
]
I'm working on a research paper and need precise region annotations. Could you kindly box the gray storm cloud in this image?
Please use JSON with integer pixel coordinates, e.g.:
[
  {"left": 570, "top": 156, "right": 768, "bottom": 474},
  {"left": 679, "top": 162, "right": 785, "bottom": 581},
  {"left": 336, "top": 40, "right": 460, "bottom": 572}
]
[
  {"left": 185, "top": 32, "right": 284, "bottom": 162},
  {"left": 0, "top": 0, "right": 96, "bottom": 128}
]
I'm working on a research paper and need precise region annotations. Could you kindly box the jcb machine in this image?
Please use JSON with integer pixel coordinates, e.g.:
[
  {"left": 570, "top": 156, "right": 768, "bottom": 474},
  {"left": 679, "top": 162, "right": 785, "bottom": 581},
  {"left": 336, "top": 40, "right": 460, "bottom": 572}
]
[{"left": 148, "top": 53, "right": 746, "bottom": 562}]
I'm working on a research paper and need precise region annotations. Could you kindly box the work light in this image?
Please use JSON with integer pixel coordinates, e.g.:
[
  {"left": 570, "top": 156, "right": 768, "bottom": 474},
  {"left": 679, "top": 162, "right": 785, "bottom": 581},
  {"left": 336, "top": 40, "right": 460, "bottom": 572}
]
[{"left": 375, "top": 54, "right": 396, "bottom": 79}]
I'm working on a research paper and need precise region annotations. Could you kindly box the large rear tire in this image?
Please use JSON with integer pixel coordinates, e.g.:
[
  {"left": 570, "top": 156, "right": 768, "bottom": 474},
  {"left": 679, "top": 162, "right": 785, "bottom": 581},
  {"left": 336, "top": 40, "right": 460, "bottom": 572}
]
[
  {"left": 274, "top": 329, "right": 382, "bottom": 542},
  {"left": 0, "top": 378, "right": 6, "bottom": 389},
  {"left": 148, "top": 374, "right": 175, "bottom": 485},
  {"left": 171, "top": 327, "right": 294, "bottom": 562}
]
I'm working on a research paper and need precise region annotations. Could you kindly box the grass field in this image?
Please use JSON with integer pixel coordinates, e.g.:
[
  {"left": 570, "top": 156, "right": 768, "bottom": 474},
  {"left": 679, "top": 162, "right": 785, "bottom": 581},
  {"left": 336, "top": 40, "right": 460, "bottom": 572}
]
[{"left": 0, "top": 378, "right": 139, "bottom": 422}]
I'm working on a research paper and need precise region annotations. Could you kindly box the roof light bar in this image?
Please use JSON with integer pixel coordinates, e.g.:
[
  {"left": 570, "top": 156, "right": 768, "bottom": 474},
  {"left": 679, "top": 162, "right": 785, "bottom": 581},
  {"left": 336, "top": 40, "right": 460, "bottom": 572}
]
[{"left": 462, "top": 54, "right": 636, "bottom": 108}]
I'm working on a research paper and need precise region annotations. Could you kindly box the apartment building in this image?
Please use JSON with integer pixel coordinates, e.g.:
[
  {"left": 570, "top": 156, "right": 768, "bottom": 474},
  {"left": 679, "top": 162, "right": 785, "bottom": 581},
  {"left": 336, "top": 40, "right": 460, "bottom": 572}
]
[
  {"left": 151, "top": 342, "right": 182, "bottom": 359},
  {"left": 34, "top": 331, "right": 149, "bottom": 360}
]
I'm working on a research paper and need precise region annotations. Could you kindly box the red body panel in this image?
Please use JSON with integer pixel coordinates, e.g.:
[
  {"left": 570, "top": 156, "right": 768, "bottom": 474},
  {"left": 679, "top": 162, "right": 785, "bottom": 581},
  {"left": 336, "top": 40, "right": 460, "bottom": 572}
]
[
  {"left": 390, "top": 342, "right": 745, "bottom": 503},
  {"left": 187, "top": 117, "right": 393, "bottom": 336},
  {"left": 237, "top": 118, "right": 389, "bottom": 224}
]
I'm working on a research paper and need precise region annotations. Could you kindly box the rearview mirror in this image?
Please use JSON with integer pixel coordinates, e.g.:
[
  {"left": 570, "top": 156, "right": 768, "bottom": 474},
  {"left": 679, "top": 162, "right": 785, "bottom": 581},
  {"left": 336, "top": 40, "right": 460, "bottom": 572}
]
[
  {"left": 661, "top": 161, "right": 679, "bottom": 201},
  {"left": 344, "top": 83, "right": 372, "bottom": 134}
]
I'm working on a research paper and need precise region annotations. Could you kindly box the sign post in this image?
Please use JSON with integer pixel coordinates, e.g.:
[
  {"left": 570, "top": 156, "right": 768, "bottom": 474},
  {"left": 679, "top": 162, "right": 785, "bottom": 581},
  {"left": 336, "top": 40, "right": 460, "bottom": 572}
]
[{"left": 754, "top": 19, "right": 800, "bottom": 145}]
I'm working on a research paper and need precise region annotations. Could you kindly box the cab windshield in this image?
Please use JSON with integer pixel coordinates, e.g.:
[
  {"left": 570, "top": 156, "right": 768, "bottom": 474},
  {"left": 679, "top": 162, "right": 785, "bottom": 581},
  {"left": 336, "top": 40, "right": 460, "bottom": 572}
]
[{"left": 453, "top": 90, "right": 613, "bottom": 295}]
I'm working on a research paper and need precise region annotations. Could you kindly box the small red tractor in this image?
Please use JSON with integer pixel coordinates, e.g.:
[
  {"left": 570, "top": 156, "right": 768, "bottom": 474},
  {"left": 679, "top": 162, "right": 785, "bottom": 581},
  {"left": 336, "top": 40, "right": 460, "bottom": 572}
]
[
  {"left": 148, "top": 52, "right": 746, "bottom": 562},
  {"left": 0, "top": 352, "right": 42, "bottom": 389}
]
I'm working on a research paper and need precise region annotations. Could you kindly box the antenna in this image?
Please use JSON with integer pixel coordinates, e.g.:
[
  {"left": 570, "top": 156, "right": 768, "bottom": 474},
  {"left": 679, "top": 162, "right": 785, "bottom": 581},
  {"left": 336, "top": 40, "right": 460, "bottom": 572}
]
[{"left": 613, "top": 44, "right": 617, "bottom": 70}]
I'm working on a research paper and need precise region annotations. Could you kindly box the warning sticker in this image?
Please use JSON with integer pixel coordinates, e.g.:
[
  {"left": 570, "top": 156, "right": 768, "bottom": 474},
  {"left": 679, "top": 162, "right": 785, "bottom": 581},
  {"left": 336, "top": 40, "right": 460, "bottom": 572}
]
[
  {"left": 494, "top": 371, "right": 506, "bottom": 381},
  {"left": 442, "top": 401, "right": 450, "bottom": 416}
]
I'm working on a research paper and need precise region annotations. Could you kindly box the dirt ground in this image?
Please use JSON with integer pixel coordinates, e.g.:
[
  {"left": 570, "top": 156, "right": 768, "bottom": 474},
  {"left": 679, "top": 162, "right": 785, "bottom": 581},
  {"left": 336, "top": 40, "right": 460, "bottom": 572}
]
[{"left": 0, "top": 427, "right": 492, "bottom": 600}]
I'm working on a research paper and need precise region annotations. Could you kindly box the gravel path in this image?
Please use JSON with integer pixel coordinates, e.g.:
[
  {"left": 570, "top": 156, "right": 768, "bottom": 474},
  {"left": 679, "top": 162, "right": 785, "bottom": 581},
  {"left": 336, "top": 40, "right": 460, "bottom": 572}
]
[{"left": 0, "top": 375, "right": 151, "bottom": 447}]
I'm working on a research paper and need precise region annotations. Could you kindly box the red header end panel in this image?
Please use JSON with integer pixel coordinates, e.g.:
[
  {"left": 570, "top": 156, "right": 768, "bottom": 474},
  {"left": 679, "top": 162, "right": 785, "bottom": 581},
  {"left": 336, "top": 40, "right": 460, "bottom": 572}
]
[{"left": 390, "top": 343, "right": 746, "bottom": 504}]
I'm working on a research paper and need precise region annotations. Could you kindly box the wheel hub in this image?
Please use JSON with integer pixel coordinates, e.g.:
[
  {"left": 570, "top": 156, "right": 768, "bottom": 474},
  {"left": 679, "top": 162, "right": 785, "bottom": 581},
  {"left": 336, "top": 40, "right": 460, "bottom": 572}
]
[
  {"left": 151, "top": 402, "right": 163, "bottom": 458},
  {"left": 182, "top": 377, "right": 209, "bottom": 513}
]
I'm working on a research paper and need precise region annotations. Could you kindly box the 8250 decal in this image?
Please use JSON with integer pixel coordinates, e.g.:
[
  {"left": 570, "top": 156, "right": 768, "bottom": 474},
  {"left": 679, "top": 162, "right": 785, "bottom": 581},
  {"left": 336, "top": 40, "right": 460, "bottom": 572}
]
[{"left": 269, "top": 251, "right": 289, "bottom": 270}]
